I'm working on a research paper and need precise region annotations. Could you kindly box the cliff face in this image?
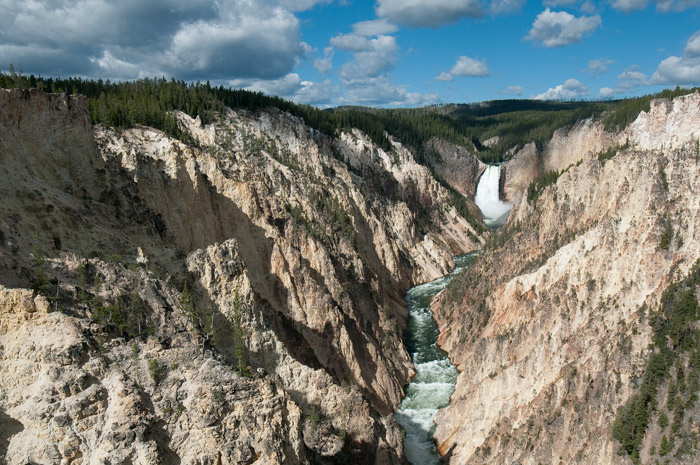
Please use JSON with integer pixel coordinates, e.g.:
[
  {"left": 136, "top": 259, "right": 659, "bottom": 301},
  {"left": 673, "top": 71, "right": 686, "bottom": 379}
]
[
  {"left": 0, "top": 89, "right": 481, "bottom": 464},
  {"left": 422, "top": 138, "right": 485, "bottom": 198},
  {"left": 502, "top": 118, "right": 617, "bottom": 203},
  {"left": 433, "top": 92, "right": 700, "bottom": 464}
]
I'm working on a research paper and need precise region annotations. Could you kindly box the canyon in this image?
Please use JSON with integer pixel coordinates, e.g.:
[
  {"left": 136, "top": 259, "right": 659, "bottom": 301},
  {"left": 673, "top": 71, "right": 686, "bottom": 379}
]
[
  {"left": 0, "top": 87, "right": 481, "bottom": 464},
  {"left": 1, "top": 86, "right": 699, "bottom": 465}
]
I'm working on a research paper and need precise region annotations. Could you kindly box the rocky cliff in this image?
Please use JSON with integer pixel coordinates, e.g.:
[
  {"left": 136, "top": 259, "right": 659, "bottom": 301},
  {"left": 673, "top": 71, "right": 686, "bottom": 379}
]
[
  {"left": 433, "top": 92, "right": 700, "bottom": 464},
  {"left": 0, "top": 88, "right": 482, "bottom": 464}
]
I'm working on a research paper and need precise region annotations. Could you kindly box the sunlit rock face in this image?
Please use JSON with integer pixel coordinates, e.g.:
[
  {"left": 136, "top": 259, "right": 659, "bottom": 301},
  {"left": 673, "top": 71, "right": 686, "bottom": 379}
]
[
  {"left": 0, "top": 88, "right": 483, "bottom": 464},
  {"left": 432, "top": 92, "right": 700, "bottom": 465}
]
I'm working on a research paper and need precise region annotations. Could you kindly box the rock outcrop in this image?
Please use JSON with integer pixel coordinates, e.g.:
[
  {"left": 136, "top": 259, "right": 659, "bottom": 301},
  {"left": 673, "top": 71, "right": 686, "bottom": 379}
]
[
  {"left": 0, "top": 88, "right": 482, "bottom": 464},
  {"left": 432, "top": 92, "right": 700, "bottom": 464},
  {"left": 422, "top": 138, "right": 485, "bottom": 198}
]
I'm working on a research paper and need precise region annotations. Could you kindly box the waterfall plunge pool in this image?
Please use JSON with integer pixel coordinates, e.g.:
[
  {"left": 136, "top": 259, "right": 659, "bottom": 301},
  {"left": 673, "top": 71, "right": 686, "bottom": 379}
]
[{"left": 395, "top": 253, "right": 478, "bottom": 465}]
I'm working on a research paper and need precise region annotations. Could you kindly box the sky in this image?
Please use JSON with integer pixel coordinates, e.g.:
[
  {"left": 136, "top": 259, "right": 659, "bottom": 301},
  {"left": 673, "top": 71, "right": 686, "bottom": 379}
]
[{"left": 1, "top": 0, "right": 699, "bottom": 107}]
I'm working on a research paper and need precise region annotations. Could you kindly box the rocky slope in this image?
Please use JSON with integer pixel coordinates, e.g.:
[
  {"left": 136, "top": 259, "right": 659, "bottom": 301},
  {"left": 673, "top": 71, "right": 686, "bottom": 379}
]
[
  {"left": 433, "top": 92, "right": 700, "bottom": 464},
  {"left": 0, "top": 88, "right": 482, "bottom": 464}
]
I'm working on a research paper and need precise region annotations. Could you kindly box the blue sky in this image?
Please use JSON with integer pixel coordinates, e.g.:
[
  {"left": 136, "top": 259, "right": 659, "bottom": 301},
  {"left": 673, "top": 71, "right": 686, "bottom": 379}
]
[{"left": 1, "top": 1, "right": 699, "bottom": 107}]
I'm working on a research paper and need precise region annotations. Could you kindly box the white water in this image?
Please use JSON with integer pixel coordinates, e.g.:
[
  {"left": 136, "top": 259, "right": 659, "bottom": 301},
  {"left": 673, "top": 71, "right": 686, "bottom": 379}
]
[
  {"left": 395, "top": 253, "right": 477, "bottom": 465},
  {"left": 474, "top": 165, "right": 512, "bottom": 227}
]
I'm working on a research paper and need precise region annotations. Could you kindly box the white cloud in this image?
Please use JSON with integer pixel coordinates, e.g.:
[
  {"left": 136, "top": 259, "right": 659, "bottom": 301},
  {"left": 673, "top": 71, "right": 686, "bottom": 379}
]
[
  {"left": 375, "top": 0, "right": 484, "bottom": 28},
  {"left": 533, "top": 78, "right": 590, "bottom": 100},
  {"left": 243, "top": 73, "right": 303, "bottom": 96},
  {"left": 352, "top": 18, "right": 398, "bottom": 36},
  {"left": 585, "top": 58, "right": 614, "bottom": 76},
  {"left": 294, "top": 79, "right": 339, "bottom": 106},
  {"left": 611, "top": 0, "right": 648, "bottom": 12},
  {"left": 233, "top": 73, "right": 338, "bottom": 106},
  {"left": 599, "top": 87, "right": 615, "bottom": 98},
  {"left": 685, "top": 30, "right": 700, "bottom": 56},
  {"left": 650, "top": 56, "right": 700, "bottom": 84},
  {"left": 495, "top": 85, "right": 525, "bottom": 95},
  {"left": 436, "top": 56, "right": 490, "bottom": 81},
  {"left": 542, "top": 0, "right": 579, "bottom": 6},
  {"left": 167, "top": 4, "right": 303, "bottom": 80},
  {"left": 650, "top": 30, "right": 700, "bottom": 85},
  {"left": 452, "top": 56, "right": 490, "bottom": 76},
  {"left": 0, "top": 0, "right": 308, "bottom": 81},
  {"left": 656, "top": 0, "right": 700, "bottom": 12},
  {"left": 275, "top": 0, "right": 334, "bottom": 11},
  {"left": 525, "top": 8, "right": 601, "bottom": 48},
  {"left": 314, "top": 47, "right": 334, "bottom": 73},
  {"left": 505, "top": 85, "right": 524, "bottom": 95},
  {"left": 330, "top": 33, "right": 373, "bottom": 52},
  {"left": 338, "top": 76, "right": 439, "bottom": 107},
  {"left": 617, "top": 67, "right": 648, "bottom": 88},
  {"left": 580, "top": 1, "right": 597, "bottom": 13},
  {"left": 597, "top": 65, "right": 648, "bottom": 97},
  {"left": 333, "top": 34, "right": 399, "bottom": 82},
  {"left": 489, "top": 0, "right": 526, "bottom": 15},
  {"left": 541, "top": 0, "right": 599, "bottom": 12}
]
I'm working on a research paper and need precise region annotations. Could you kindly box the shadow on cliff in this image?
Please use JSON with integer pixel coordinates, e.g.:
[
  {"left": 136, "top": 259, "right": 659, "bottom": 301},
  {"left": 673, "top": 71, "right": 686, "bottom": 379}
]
[
  {"left": 0, "top": 410, "right": 23, "bottom": 463},
  {"left": 0, "top": 109, "right": 409, "bottom": 464}
]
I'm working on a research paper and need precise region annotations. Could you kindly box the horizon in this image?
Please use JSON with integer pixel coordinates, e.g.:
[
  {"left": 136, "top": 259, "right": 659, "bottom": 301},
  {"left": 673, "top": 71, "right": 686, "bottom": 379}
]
[{"left": 1, "top": 1, "right": 699, "bottom": 108}]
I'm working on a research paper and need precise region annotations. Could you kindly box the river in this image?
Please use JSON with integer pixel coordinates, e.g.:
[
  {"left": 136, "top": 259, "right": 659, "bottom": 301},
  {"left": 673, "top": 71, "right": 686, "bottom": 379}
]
[{"left": 395, "top": 253, "right": 478, "bottom": 464}]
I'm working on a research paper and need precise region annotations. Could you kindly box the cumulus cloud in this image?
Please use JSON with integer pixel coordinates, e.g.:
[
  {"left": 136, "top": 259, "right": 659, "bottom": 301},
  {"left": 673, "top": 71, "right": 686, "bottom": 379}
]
[
  {"left": 597, "top": 65, "right": 649, "bottom": 97},
  {"left": 314, "top": 47, "right": 334, "bottom": 73},
  {"left": 352, "top": 18, "right": 398, "bottom": 36},
  {"left": 294, "top": 79, "right": 339, "bottom": 106},
  {"left": 585, "top": 58, "right": 614, "bottom": 76},
  {"left": 331, "top": 34, "right": 399, "bottom": 82},
  {"left": 533, "top": 78, "right": 590, "bottom": 100},
  {"left": 495, "top": 85, "right": 525, "bottom": 95},
  {"left": 325, "top": 29, "right": 435, "bottom": 106},
  {"left": 242, "top": 73, "right": 304, "bottom": 97},
  {"left": 599, "top": 87, "right": 615, "bottom": 98},
  {"left": 276, "top": 0, "right": 334, "bottom": 11},
  {"left": 542, "top": 0, "right": 578, "bottom": 6},
  {"left": 617, "top": 67, "right": 648, "bottom": 88},
  {"left": 436, "top": 56, "right": 490, "bottom": 81},
  {"left": 489, "top": 0, "right": 526, "bottom": 15},
  {"left": 0, "top": 0, "right": 308, "bottom": 81},
  {"left": 656, "top": 0, "right": 700, "bottom": 12},
  {"left": 651, "top": 56, "right": 700, "bottom": 84},
  {"left": 233, "top": 73, "right": 338, "bottom": 106},
  {"left": 337, "top": 76, "right": 439, "bottom": 107},
  {"left": 611, "top": 0, "right": 648, "bottom": 12},
  {"left": 685, "top": 30, "right": 700, "bottom": 56},
  {"left": 650, "top": 29, "right": 700, "bottom": 85},
  {"left": 375, "top": 0, "right": 484, "bottom": 28},
  {"left": 505, "top": 85, "right": 524, "bottom": 95},
  {"left": 580, "top": 1, "right": 598, "bottom": 13},
  {"left": 525, "top": 9, "right": 601, "bottom": 48}
]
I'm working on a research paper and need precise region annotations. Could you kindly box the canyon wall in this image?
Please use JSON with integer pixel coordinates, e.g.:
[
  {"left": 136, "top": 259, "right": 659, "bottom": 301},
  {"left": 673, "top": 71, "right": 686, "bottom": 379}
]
[
  {"left": 433, "top": 92, "right": 700, "bottom": 465},
  {"left": 0, "top": 89, "right": 481, "bottom": 464}
]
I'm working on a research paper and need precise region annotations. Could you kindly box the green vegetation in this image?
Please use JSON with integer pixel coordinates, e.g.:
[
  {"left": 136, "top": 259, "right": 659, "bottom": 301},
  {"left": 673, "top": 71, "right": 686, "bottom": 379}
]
[
  {"left": 231, "top": 290, "right": 250, "bottom": 377},
  {"left": 526, "top": 170, "right": 561, "bottom": 204},
  {"left": 148, "top": 358, "right": 168, "bottom": 385},
  {"left": 2, "top": 69, "right": 697, "bottom": 168},
  {"left": 612, "top": 260, "right": 700, "bottom": 463},
  {"left": 660, "top": 216, "right": 674, "bottom": 250},
  {"left": 597, "top": 141, "right": 629, "bottom": 165},
  {"left": 600, "top": 86, "right": 699, "bottom": 132}
]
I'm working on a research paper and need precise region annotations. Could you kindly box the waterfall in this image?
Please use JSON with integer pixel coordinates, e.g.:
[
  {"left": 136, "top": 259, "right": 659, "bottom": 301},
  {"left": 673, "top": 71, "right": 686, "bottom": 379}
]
[{"left": 474, "top": 165, "right": 512, "bottom": 227}]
